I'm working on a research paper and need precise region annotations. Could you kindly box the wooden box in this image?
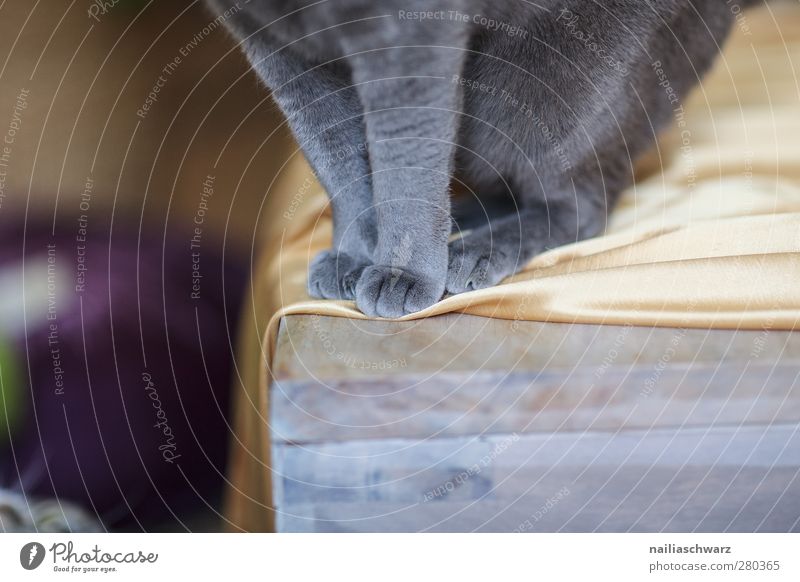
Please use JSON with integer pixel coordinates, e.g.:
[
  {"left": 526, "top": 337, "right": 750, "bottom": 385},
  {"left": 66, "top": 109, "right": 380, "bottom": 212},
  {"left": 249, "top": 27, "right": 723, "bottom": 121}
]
[{"left": 269, "top": 314, "right": 800, "bottom": 532}]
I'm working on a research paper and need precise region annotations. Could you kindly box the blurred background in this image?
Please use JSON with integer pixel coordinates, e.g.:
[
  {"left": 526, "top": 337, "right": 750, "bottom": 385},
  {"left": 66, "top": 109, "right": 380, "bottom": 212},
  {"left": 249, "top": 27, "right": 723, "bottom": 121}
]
[{"left": 0, "top": 0, "right": 292, "bottom": 531}]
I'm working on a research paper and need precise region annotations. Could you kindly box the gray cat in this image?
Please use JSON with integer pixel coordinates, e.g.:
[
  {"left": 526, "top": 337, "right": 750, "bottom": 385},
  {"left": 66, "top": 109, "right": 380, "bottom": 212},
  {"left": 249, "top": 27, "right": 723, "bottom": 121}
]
[{"left": 209, "top": 0, "right": 755, "bottom": 317}]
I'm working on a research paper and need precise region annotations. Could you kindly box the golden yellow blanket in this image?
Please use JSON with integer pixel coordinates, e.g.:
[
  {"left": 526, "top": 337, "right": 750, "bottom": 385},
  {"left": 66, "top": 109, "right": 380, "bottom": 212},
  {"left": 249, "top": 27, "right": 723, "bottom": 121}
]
[{"left": 225, "top": 5, "right": 800, "bottom": 531}]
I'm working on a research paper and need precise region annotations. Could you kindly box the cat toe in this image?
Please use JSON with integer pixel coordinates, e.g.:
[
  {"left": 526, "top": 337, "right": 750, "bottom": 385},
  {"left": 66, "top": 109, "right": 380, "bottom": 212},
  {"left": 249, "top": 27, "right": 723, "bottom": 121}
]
[
  {"left": 307, "top": 249, "right": 368, "bottom": 300},
  {"left": 356, "top": 265, "right": 444, "bottom": 318},
  {"left": 446, "top": 245, "right": 513, "bottom": 294}
]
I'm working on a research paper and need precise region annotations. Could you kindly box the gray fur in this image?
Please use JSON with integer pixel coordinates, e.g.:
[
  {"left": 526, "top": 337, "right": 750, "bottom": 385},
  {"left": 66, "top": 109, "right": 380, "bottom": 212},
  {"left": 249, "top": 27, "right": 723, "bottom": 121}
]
[{"left": 209, "top": 0, "right": 746, "bottom": 317}]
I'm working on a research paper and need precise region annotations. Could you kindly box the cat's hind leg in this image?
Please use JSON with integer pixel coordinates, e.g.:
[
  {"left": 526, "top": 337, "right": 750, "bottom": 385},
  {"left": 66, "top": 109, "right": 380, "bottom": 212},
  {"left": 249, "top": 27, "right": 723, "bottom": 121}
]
[{"left": 446, "top": 176, "right": 610, "bottom": 294}]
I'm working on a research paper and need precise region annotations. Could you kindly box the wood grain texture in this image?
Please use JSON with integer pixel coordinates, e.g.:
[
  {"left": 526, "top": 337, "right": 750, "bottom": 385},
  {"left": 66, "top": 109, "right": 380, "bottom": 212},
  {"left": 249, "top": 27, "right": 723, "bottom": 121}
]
[
  {"left": 272, "top": 315, "right": 800, "bottom": 442},
  {"left": 269, "top": 314, "right": 800, "bottom": 531},
  {"left": 274, "top": 425, "right": 800, "bottom": 532}
]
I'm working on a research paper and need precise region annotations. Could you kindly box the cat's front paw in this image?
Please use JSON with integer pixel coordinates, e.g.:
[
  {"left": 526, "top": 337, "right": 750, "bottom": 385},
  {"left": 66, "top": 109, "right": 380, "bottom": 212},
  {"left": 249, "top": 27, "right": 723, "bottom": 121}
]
[
  {"left": 308, "top": 249, "right": 370, "bottom": 300},
  {"left": 355, "top": 265, "right": 444, "bottom": 318},
  {"left": 446, "top": 239, "right": 518, "bottom": 294}
]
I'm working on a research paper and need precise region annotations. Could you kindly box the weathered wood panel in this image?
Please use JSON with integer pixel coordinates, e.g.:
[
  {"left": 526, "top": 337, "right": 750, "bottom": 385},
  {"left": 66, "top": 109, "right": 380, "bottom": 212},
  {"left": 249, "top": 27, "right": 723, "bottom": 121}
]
[
  {"left": 273, "top": 425, "right": 800, "bottom": 532},
  {"left": 272, "top": 315, "right": 800, "bottom": 442},
  {"left": 270, "top": 314, "right": 800, "bottom": 532}
]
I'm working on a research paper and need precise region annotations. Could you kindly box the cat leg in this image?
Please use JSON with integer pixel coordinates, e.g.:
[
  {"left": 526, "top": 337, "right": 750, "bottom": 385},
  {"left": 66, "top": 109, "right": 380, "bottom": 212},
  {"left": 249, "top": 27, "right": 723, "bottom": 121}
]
[
  {"left": 240, "top": 38, "right": 375, "bottom": 300},
  {"left": 446, "top": 186, "right": 608, "bottom": 294},
  {"left": 347, "top": 43, "right": 468, "bottom": 318}
]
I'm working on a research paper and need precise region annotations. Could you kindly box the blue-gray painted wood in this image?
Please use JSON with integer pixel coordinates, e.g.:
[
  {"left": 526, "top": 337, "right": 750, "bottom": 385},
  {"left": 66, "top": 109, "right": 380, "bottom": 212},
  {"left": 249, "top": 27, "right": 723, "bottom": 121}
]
[{"left": 269, "top": 315, "right": 800, "bottom": 532}]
